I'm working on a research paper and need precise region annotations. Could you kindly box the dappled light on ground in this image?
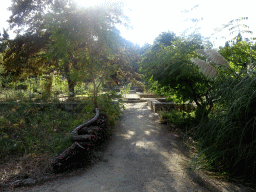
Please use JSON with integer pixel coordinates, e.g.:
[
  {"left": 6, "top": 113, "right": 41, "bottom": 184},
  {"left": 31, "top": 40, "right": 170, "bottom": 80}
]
[{"left": 12, "top": 101, "right": 252, "bottom": 192}]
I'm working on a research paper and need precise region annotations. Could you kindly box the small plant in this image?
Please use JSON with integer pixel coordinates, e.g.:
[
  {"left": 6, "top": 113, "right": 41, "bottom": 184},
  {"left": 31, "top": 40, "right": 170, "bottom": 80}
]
[
  {"left": 120, "top": 83, "right": 131, "bottom": 99},
  {"left": 97, "top": 92, "right": 123, "bottom": 126}
]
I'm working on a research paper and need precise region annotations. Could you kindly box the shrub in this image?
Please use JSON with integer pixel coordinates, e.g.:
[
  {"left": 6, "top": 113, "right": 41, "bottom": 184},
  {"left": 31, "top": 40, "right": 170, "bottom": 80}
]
[
  {"left": 86, "top": 91, "right": 123, "bottom": 126},
  {"left": 120, "top": 83, "right": 131, "bottom": 98},
  {"left": 158, "top": 110, "right": 197, "bottom": 134},
  {"left": 193, "top": 74, "right": 256, "bottom": 179}
]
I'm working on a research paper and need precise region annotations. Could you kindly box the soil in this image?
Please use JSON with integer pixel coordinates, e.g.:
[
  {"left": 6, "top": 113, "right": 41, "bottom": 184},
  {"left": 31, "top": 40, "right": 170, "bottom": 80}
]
[{"left": 1, "top": 94, "right": 255, "bottom": 192}]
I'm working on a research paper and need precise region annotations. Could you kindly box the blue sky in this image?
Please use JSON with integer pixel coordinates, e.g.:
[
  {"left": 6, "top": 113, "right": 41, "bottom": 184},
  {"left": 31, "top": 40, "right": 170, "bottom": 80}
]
[{"left": 1, "top": 0, "right": 256, "bottom": 48}]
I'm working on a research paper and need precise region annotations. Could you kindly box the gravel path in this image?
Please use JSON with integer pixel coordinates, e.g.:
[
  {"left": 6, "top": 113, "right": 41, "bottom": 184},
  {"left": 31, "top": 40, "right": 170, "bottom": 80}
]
[{"left": 12, "top": 99, "right": 252, "bottom": 192}]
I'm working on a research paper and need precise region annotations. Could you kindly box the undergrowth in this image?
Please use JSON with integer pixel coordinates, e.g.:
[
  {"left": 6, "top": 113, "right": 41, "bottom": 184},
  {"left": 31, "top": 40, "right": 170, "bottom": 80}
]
[
  {"left": 0, "top": 91, "right": 123, "bottom": 161},
  {"left": 158, "top": 109, "right": 197, "bottom": 135},
  {"left": 192, "top": 74, "right": 256, "bottom": 181}
]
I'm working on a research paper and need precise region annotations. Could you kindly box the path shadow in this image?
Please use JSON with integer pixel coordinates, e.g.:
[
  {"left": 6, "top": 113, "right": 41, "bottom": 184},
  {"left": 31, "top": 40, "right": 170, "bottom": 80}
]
[{"left": 112, "top": 102, "right": 252, "bottom": 192}]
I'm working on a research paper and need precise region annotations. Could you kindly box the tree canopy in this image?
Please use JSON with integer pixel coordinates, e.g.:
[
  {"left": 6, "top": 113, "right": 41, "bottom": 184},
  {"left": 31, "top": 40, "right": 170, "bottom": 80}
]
[
  {"left": 140, "top": 32, "right": 215, "bottom": 120},
  {"left": 3, "top": 0, "right": 142, "bottom": 107},
  {"left": 0, "top": 28, "right": 9, "bottom": 52},
  {"left": 219, "top": 40, "right": 256, "bottom": 72}
]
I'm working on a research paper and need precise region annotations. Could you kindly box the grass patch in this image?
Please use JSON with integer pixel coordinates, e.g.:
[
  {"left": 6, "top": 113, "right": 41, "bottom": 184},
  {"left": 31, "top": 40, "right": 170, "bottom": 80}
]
[{"left": 0, "top": 102, "right": 92, "bottom": 157}]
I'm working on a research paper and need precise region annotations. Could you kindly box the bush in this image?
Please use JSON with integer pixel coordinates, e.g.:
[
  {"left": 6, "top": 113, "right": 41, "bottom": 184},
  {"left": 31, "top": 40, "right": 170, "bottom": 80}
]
[
  {"left": 120, "top": 83, "right": 131, "bottom": 98},
  {"left": 82, "top": 91, "right": 123, "bottom": 126},
  {"left": 193, "top": 74, "right": 256, "bottom": 179},
  {"left": 158, "top": 110, "right": 197, "bottom": 134}
]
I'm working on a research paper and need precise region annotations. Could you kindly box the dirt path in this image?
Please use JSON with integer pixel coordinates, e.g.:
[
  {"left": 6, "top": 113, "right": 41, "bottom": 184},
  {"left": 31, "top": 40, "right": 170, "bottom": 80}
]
[{"left": 12, "top": 99, "right": 252, "bottom": 192}]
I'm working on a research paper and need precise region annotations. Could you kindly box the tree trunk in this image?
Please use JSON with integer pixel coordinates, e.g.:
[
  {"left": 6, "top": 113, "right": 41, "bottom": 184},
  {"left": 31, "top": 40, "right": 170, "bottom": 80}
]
[
  {"left": 92, "top": 73, "right": 98, "bottom": 108},
  {"left": 64, "top": 63, "right": 76, "bottom": 99},
  {"left": 67, "top": 78, "right": 75, "bottom": 98},
  {"left": 89, "top": 53, "right": 98, "bottom": 109}
]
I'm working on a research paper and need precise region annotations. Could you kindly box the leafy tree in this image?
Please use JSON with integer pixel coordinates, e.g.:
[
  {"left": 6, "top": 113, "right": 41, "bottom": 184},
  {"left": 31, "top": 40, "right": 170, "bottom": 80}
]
[
  {"left": 191, "top": 49, "right": 256, "bottom": 179},
  {"left": 140, "top": 43, "right": 151, "bottom": 55},
  {"left": 3, "top": 32, "right": 57, "bottom": 81},
  {"left": 4, "top": 0, "right": 130, "bottom": 106},
  {"left": 0, "top": 29, "right": 13, "bottom": 88},
  {"left": 8, "top": 0, "right": 65, "bottom": 34},
  {"left": 0, "top": 28, "right": 9, "bottom": 52},
  {"left": 219, "top": 41, "right": 256, "bottom": 72},
  {"left": 236, "top": 32, "right": 243, "bottom": 43},
  {"left": 119, "top": 38, "right": 141, "bottom": 73},
  {"left": 152, "top": 31, "right": 177, "bottom": 48},
  {"left": 98, "top": 37, "right": 144, "bottom": 91},
  {"left": 43, "top": 3, "right": 127, "bottom": 104},
  {"left": 2, "top": 29, "right": 9, "bottom": 40},
  {"left": 224, "top": 41, "right": 230, "bottom": 47},
  {"left": 140, "top": 32, "right": 215, "bottom": 120}
]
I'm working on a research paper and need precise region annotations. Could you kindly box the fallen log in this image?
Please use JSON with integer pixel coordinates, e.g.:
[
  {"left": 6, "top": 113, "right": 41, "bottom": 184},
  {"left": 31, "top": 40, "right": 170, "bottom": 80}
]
[{"left": 50, "top": 108, "right": 109, "bottom": 173}]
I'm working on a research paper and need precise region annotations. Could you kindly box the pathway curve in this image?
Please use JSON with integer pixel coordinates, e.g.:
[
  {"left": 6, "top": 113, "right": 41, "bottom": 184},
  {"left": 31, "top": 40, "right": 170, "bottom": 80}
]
[{"left": 14, "top": 97, "right": 251, "bottom": 192}]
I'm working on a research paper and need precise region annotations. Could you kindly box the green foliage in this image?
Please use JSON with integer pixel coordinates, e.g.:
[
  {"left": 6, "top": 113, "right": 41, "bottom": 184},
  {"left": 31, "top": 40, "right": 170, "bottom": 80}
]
[
  {"left": 3, "top": 32, "right": 56, "bottom": 81},
  {"left": 120, "top": 83, "right": 131, "bottom": 98},
  {"left": 0, "top": 74, "right": 69, "bottom": 102},
  {"left": 144, "top": 76, "right": 171, "bottom": 96},
  {"left": 86, "top": 80, "right": 103, "bottom": 95},
  {"left": 74, "top": 82, "right": 87, "bottom": 95},
  {"left": 0, "top": 62, "right": 14, "bottom": 89},
  {"left": 158, "top": 110, "right": 197, "bottom": 133},
  {"left": 166, "top": 94, "right": 183, "bottom": 103},
  {"left": 0, "top": 137, "right": 23, "bottom": 158},
  {"left": 0, "top": 103, "right": 66, "bottom": 156},
  {"left": 6, "top": 0, "right": 130, "bottom": 103},
  {"left": 192, "top": 61, "right": 256, "bottom": 179},
  {"left": 0, "top": 28, "right": 9, "bottom": 52},
  {"left": 97, "top": 92, "right": 123, "bottom": 126},
  {"left": 0, "top": 94, "right": 122, "bottom": 158},
  {"left": 151, "top": 31, "right": 177, "bottom": 50},
  {"left": 140, "top": 32, "right": 213, "bottom": 120},
  {"left": 141, "top": 29, "right": 256, "bottom": 180},
  {"left": 40, "top": 75, "right": 53, "bottom": 100},
  {"left": 51, "top": 75, "right": 69, "bottom": 95},
  {"left": 218, "top": 41, "right": 256, "bottom": 72},
  {"left": 43, "top": 2, "right": 130, "bottom": 102}
]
